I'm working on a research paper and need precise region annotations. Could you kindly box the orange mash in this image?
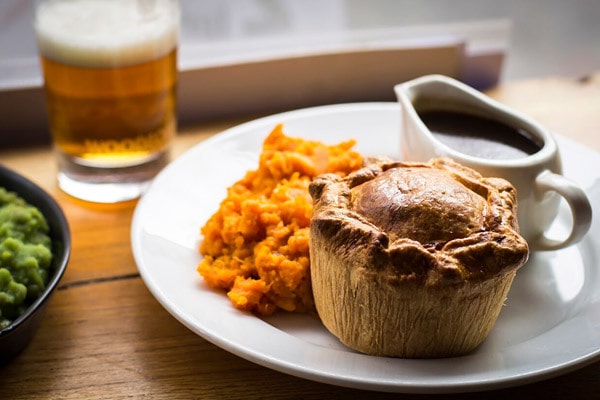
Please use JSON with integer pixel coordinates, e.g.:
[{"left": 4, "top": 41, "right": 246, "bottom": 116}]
[{"left": 197, "top": 124, "right": 363, "bottom": 315}]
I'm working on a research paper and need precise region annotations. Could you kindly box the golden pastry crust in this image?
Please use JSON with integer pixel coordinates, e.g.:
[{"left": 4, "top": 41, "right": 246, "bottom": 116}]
[{"left": 308, "top": 157, "right": 529, "bottom": 358}]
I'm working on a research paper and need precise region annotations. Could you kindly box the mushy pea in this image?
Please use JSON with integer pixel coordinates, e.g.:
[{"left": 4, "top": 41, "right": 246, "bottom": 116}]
[{"left": 0, "top": 187, "right": 52, "bottom": 329}]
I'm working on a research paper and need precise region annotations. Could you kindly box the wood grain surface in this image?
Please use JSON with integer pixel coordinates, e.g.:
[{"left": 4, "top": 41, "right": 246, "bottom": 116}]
[{"left": 0, "top": 76, "right": 598, "bottom": 399}]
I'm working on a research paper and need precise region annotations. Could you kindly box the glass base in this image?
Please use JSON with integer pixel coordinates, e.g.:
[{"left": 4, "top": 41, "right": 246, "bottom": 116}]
[{"left": 56, "top": 151, "right": 169, "bottom": 203}]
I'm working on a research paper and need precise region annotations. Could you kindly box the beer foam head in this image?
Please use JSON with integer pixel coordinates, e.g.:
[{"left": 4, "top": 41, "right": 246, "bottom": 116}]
[{"left": 35, "top": 0, "right": 179, "bottom": 68}]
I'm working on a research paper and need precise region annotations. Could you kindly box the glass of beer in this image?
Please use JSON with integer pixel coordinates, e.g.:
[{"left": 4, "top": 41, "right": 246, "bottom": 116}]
[{"left": 34, "top": 0, "right": 180, "bottom": 203}]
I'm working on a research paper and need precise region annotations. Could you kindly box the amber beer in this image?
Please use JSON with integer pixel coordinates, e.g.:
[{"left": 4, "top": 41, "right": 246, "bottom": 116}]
[{"left": 34, "top": 0, "right": 179, "bottom": 202}]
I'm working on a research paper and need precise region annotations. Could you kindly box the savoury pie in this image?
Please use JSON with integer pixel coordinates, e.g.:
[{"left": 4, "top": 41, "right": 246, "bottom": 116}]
[{"left": 308, "top": 157, "right": 529, "bottom": 358}]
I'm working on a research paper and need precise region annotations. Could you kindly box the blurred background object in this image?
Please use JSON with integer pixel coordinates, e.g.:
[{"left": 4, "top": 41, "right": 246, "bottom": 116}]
[{"left": 1, "top": 0, "right": 599, "bottom": 145}]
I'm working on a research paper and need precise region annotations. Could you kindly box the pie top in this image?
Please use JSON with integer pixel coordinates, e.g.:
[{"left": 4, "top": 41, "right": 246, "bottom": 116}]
[{"left": 308, "top": 157, "right": 529, "bottom": 287}]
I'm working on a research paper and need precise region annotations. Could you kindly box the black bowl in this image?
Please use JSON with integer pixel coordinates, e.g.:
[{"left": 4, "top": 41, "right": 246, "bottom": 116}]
[{"left": 0, "top": 164, "right": 71, "bottom": 363}]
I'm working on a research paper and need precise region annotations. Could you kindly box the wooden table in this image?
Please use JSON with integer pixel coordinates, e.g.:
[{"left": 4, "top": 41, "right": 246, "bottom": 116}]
[{"left": 1, "top": 75, "right": 599, "bottom": 399}]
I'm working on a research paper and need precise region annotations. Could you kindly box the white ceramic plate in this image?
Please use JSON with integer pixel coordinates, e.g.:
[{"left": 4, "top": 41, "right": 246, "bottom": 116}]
[{"left": 131, "top": 103, "right": 600, "bottom": 394}]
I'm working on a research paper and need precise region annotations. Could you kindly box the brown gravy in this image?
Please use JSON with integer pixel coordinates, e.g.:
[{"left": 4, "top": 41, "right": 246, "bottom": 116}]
[{"left": 418, "top": 110, "right": 542, "bottom": 159}]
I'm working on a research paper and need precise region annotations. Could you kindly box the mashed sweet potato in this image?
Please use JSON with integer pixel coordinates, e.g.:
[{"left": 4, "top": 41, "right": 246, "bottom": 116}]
[{"left": 197, "top": 124, "right": 363, "bottom": 316}]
